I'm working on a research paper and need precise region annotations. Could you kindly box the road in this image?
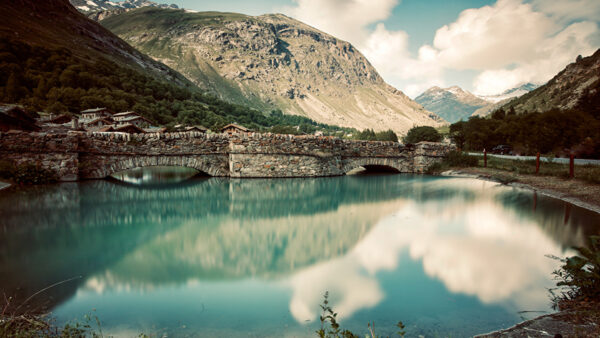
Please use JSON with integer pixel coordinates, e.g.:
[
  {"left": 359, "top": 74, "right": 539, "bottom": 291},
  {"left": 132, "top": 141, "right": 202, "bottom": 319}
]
[{"left": 467, "top": 152, "right": 600, "bottom": 166}]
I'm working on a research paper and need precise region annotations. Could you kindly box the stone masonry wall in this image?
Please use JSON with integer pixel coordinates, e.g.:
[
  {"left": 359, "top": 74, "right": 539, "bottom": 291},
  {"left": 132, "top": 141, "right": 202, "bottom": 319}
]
[
  {"left": 0, "top": 131, "right": 80, "bottom": 181},
  {"left": 0, "top": 131, "right": 455, "bottom": 181}
]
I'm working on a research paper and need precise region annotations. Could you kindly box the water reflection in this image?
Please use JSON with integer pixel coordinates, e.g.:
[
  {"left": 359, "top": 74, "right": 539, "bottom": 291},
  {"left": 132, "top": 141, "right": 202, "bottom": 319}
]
[
  {"left": 110, "top": 166, "right": 202, "bottom": 185},
  {"left": 0, "top": 175, "right": 599, "bottom": 336}
]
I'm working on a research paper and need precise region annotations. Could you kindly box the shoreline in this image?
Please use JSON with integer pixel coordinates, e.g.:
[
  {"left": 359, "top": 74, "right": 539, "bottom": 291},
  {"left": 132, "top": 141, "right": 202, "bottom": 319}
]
[
  {"left": 443, "top": 169, "right": 600, "bottom": 337},
  {"left": 441, "top": 169, "right": 600, "bottom": 215}
]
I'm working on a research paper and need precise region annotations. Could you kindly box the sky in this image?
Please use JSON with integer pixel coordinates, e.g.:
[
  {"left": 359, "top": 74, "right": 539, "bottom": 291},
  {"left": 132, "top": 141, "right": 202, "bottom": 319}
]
[{"left": 124, "top": 0, "right": 600, "bottom": 97}]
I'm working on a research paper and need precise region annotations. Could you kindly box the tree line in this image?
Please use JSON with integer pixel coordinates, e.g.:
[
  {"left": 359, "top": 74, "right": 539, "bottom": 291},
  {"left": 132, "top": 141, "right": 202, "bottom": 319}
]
[{"left": 449, "top": 107, "right": 600, "bottom": 158}]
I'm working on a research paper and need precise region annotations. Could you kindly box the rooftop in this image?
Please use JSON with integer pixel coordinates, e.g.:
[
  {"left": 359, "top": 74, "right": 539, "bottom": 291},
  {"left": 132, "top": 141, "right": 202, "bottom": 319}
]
[{"left": 81, "top": 107, "right": 108, "bottom": 113}]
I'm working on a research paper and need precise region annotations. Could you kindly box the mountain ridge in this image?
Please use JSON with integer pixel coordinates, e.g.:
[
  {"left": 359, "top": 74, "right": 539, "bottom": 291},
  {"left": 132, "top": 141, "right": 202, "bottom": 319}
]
[
  {"left": 97, "top": 7, "right": 444, "bottom": 134},
  {"left": 416, "top": 83, "right": 540, "bottom": 122},
  {"left": 415, "top": 86, "right": 489, "bottom": 123},
  {"left": 500, "top": 50, "right": 600, "bottom": 114}
]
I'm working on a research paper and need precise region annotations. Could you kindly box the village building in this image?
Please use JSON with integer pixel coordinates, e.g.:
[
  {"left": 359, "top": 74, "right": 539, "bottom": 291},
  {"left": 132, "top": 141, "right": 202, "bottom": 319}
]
[
  {"left": 48, "top": 114, "right": 73, "bottom": 125},
  {"left": 0, "top": 105, "right": 40, "bottom": 132},
  {"left": 85, "top": 117, "right": 114, "bottom": 129},
  {"left": 113, "top": 124, "right": 146, "bottom": 134},
  {"left": 144, "top": 126, "right": 167, "bottom": 133},
  {"left": 116, "top": 115, "right": 154, "bottom": 128},
  {"left": 80, "top": 107, "right": 113, "bottom": 120},
  {"left": 113, "top": 111, "right": 140, "bottom": 122},
  {"left": 184, "top": 125, "right": 208, "bottom": 133},
  {"left": 221, "top": 123, "right": 249, "bottom": 135}
]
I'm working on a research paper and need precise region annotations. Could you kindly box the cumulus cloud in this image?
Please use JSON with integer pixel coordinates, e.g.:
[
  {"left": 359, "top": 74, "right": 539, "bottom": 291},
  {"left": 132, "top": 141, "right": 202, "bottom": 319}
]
[
  {"left": 532, "top": 0, "right": 600, "bottom": 23},
  {"left": 473, "top": 21, "right": 599, "bottom": 94},
  {"left": 283, "top": 0, "right": 399, "bottom": 43},
  {"left": 284, "top": 0, "right": 600, "bottom": 97}
]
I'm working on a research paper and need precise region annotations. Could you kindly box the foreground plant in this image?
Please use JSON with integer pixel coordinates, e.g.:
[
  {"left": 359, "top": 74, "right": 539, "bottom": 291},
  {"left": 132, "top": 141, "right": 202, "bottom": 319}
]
[
  {"left": 316, "top": 291, "right": 405, "bottom": 338},
  {"left": 549, "top": 236, "right": 600, "bottom": 310}
]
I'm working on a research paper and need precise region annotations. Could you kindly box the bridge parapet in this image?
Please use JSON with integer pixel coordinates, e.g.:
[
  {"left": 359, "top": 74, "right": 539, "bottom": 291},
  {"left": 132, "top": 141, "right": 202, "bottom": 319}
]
[{"left": 0, "top": 131, "right": 455, "bottom": 181}]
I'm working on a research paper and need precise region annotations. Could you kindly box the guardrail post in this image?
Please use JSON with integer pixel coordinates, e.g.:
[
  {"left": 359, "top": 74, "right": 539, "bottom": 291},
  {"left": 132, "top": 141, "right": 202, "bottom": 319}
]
[
  {"left": 483, "top": 148, "right": 487, "bottom": 168},
  {"left": 569, "top": 153, "right": 575, "bottom": 178},
  {"left": 535, "top": 152, "right": 540, "bottom": 174}
]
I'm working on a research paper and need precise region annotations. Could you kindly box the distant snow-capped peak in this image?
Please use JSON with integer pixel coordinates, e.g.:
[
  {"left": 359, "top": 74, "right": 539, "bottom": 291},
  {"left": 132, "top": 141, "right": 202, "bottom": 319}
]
[
  {"left": 476, "top": 83, "right": 539, "bottom": 103},
  {"left": 69, "top": 0, "right": 178, "bottom": 13}
]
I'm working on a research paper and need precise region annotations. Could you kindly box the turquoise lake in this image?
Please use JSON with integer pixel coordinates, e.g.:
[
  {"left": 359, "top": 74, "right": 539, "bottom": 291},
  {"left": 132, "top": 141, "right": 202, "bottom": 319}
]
[{"left": 1, "top": 171, "right": 599, "bottom": 337}]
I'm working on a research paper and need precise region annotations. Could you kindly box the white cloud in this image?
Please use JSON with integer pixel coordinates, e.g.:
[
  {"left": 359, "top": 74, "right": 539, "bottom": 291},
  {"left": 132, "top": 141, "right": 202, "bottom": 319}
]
[
  {"left": 283, "top": 0, "right": 399, "bottom": 43},
  {"left": 473, "top": 21, "right": 599, "bottom": 94},
  {"left": 532, "top": 0, "right": 600, "bottom": 23},
  {"left": 433, "top": 0, "right": 557, "bottom": 70},
  {"left": 284, "top": 0, "right": 600, "bottom": 97}
]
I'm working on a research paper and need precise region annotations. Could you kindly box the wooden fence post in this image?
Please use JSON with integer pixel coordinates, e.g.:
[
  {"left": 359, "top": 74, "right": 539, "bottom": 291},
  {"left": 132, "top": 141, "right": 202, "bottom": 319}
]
[
  {"left": 484, "top": 148, "right": 487, "bottom": 168},
  {"left": 535, "top": 152, "right": 540, "bottom": 174},
  {"left": 569, "top": 153, "right": 574, "bottom": 178}
]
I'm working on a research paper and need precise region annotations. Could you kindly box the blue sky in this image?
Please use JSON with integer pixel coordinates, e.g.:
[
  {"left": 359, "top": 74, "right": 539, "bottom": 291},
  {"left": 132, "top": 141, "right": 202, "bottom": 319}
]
[{"left": 121, "top": 0, "right": 600, "bottom": 97}]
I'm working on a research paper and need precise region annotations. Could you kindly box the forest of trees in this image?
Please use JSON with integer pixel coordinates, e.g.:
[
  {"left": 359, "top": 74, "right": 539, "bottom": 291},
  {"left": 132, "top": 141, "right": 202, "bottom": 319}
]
[
  {"left": 352, "top": 129, "right": 398, "bottom": 142},
  {"left": 0, "top": 38, "right": 352, "bottom": 135},
  {"left": 450, "top": 107, "right": 600, "bottom": 158}
]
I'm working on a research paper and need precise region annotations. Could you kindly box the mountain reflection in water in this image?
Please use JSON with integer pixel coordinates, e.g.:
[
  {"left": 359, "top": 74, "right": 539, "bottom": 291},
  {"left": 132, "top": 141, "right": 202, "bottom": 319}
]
[{"left": 0, "top": 175, "right": 598, "bottom": 337}]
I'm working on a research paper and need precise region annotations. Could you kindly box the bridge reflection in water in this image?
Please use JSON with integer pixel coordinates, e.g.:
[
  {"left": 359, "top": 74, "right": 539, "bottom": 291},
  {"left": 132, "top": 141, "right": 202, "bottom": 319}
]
[{"left": 0, "top": 175, "right": 599, "bottom": 337}]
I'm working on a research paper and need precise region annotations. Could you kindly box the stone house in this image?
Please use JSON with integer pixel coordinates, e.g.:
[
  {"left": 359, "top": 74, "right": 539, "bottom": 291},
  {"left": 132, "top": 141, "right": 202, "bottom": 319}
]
[
  {"left": 85, "top": 117, "right": 114, "bottom": 129},
  {"left": 48, "top": 114, "right": 72, "bottom": 124},
  {"left": 113, "top": 111, "right": 140, "bottom": 122},
  {"left": 81, "top": 107, "right": 114, "bottom": 120},
  {"left": 221, "top": 123, "right": 249, "bottom": 134},
  {"left": 183, "top": 125, "right": 208, "bottom": 133},
  {"left": 114, "top": 124, "right": 146, "bottom": 134},
  {"left": 0, "top": 105, "right": 40, "bottom": 131},
  {"left": 117, "top": 116, "right": 153, "bottom": 128}
]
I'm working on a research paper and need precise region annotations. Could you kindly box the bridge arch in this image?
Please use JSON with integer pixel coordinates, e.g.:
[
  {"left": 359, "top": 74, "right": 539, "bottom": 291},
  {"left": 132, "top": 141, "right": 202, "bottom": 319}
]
[
  {"left": 80, "top": 155, "right": 229, "bottom": 179},
  {"left": 341, "top": 157, "right": 406, "bottom": 174}
]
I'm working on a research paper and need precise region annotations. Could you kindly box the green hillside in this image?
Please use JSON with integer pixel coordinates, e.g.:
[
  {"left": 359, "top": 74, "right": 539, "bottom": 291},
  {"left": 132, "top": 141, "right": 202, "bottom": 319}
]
[{"left": 0, "top": 0, "right": 353, "bottom": 133}]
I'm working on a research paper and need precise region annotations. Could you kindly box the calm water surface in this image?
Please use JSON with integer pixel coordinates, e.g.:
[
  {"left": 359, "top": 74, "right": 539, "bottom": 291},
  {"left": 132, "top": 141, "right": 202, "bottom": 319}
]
[{"left": 1, "top": 171, "right": 599, "bottom": 337}]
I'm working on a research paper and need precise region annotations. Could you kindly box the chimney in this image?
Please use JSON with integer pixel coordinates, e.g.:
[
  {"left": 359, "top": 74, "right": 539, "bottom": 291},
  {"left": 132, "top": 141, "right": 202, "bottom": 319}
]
[{"left": 71, "top": 117, "right": 79, "bottom": 130}]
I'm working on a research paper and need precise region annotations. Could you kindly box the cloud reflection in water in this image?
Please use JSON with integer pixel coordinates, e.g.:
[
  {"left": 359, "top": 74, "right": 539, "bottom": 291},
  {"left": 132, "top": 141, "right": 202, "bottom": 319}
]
[{"left": 288, "top": 180, "right": 574, "bottom": 323}]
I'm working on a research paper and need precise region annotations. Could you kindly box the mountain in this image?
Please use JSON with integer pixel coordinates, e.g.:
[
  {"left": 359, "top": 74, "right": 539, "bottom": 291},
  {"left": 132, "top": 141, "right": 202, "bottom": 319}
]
[
  {"left": 70, "top": 0, "right": 178, "bottom": 13},
  {"left": 97, "top": 8, "right": 444, "bottom": 134},
  {"left": 472, "top": 83, "right": 540, "bottom": 117},
  {"left": 476, "top": 83, "right": 539, "bottom": 103},
  {"left": 0, "top": 0, "right": 189, "bottom": 87},
  {"left": 415, "top": 86, "right": 489, "bottom": 123},
  {"left": 0, "top": 0, "right": 358, "bottom": 132},
  {"left": 501, "top": 50, "right": 600, "bottom": 115}
]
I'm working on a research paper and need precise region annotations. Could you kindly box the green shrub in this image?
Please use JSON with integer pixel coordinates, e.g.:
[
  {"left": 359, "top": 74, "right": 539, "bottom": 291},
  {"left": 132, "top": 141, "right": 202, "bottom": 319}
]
[
  {"left": 550, "top": 236, "right": 600, "bottom": 310},
  {"left": 442, "top": 151, "right": 479, "bottom": 167},
  {"left": 403, "top": 126, "right": 442, "bottom": 144}
]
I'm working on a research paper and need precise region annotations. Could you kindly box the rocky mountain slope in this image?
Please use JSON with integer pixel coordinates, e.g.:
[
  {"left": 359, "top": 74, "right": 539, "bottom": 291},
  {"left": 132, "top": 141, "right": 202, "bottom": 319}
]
[
  {"left": 3, "top": 0, "right": 349, "bottom": 130},
  {"left": 501, "top": 50, "right": 600, "bottom": 114},
  {"left": 0, "top": 0, "right": 190, "bottom": 87},
  {"left": 70, "top": 0, "right": 177, "bottom": 13},
  {"left": 98, "top": 8, "right": 444, "bottom": 134},
  {"left": 415, "top": 86, "right": 490, "bottom": 123},
  {"left": 416, "top": 84, "right": 541, "bottom": 121}
]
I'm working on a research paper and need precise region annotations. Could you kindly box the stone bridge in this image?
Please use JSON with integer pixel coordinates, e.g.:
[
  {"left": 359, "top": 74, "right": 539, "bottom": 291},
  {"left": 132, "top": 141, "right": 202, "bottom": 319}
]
[{"left": 0, "top": 131, "right": 454, "bottom": 181}]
